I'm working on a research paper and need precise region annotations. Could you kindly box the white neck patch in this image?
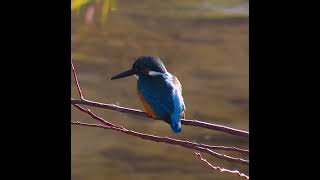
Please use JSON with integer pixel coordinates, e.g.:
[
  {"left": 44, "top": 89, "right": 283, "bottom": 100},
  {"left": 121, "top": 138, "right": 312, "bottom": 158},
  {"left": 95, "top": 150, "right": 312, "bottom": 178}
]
[
  {"left": 134, "top": 75, "right": 139, "bottom": 79},
  {"left": 148, "top": 71, "right": 163, "bottom": 76}
]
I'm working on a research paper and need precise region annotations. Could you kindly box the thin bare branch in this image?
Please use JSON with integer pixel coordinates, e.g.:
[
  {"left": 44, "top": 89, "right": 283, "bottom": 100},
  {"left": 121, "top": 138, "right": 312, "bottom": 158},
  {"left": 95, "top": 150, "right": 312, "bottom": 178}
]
[
  {"left": 72, "top": 98, "right": 146, "bottom": 116},
  {"left": 72, "top": 104, "right": 119, "bottom": 128},
  {"left": 71, "top": 105, "right": 247, "bottom": 155},
  {"left": 182, "top": 119, "right": 249, "bottom": 138},
  {"left": 71, "top": 116, "right": 248, "bottom": 165},
  {"left": 197, "top": 144, "right": 248, "bottom": 154},
  {"left": 194, "top": 152, "right": 249, "bottom": 179},
  {"left": 71, "top": 98, "right": 249, "bottom": 137},
  {"left": 71, "top": 59, "right": 84, "bottom": 100}
]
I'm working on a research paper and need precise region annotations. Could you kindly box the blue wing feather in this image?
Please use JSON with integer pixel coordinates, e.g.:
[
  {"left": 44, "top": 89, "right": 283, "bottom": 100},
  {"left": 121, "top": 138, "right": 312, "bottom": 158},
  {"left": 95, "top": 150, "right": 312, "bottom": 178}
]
[{"left": 137, "top": 73, "right": 184, "bottom": 133}]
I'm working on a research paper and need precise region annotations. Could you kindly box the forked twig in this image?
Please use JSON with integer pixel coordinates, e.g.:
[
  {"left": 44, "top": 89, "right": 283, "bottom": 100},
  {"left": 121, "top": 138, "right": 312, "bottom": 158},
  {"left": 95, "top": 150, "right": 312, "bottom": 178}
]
[{"left": 194, "top": 152, "right": 249, "bottom": 179}]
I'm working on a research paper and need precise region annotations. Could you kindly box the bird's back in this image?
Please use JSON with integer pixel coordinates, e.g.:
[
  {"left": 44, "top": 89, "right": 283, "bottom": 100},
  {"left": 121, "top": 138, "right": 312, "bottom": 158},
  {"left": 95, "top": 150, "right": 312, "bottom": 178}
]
[{"left": 137, "top": 73, "right": 185, "bottom": 133}]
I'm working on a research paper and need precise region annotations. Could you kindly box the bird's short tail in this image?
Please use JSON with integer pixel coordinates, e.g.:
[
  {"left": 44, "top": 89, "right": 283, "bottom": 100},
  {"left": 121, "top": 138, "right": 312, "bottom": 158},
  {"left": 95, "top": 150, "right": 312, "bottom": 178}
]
[
  {"left": 170, "top": 114, "right": 182, "bottom": 133},
  {"left": 170, "top": 121, "right": 181, "bottom": 133}
]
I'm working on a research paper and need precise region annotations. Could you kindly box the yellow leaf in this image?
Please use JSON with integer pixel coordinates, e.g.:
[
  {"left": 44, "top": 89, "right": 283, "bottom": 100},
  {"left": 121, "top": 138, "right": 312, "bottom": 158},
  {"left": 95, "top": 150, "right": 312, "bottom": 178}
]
[
  {"left": 71, "top": 0, "right": 91, "bottom": 11},
  {"left": 100, "top": 0, "right": 110, "bottom": 24}
]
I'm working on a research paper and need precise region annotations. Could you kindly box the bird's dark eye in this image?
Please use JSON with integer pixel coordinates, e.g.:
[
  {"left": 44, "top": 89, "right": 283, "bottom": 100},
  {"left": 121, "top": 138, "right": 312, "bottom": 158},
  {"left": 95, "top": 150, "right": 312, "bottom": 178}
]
[{"left": 142, "top": 68, "right": 150, "bottom": 74}]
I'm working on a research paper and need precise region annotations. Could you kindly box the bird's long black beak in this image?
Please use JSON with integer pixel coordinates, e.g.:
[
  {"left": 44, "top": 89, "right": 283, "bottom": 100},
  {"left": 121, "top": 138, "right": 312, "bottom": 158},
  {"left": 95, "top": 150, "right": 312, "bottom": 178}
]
[{"left": 111, "top": 69, "right": 138, "bottom": 80}]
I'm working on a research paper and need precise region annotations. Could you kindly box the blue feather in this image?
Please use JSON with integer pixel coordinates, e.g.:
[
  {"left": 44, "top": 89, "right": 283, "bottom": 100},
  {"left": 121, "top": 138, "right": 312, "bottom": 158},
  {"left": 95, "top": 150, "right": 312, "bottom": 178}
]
[
  {"left": 137, "top": 73, "right": 184, "bottom": 133},
  {"left": 170, "top": 93, "right": 183, "bottom": 133}
]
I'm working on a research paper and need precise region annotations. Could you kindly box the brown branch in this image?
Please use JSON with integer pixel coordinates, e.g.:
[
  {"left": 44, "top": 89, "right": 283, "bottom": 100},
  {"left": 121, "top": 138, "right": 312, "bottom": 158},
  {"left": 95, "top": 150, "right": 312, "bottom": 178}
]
[
  {"left": 71, "top": 59, "right": 84, "bottom": 100},
  {"left": 71, "top": 100, "right": 248, "bottom": 155},
  {"left": 182, "top": 119, "right": 249, "bottom": 138},
  {"left": 72, "top": 104, "right": 118, "bottom": 128},
  {"left": 71, "top": 98, "right": 146, "bottom": 116},
  {"left": 72, "top": 104, "right": 248, "bottom": 155},
  {"left": 194, "top": 152, "right": 249, "bottom": 179},
  {"left": 71, "top": 98, "right": 249, "bottom": 138},
  {"left": 196, "top": 144, "right": 248, "bottom": 154},
  {"left": 70, "top": 117, "right": 248, "bottom": 165}
]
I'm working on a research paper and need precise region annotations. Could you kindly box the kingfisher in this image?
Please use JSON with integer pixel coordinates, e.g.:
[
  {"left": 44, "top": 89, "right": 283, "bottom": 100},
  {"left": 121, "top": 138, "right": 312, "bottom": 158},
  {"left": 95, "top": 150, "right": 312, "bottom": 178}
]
[{"left": 111, "top": 56, "right": 186, "bottom": 133}]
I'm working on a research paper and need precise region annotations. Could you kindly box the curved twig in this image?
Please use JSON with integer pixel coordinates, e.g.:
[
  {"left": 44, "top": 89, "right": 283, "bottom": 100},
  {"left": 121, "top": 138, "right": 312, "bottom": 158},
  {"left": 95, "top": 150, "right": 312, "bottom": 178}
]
[
  {"left": 71, "top": 119, "right": 249, "bottom": 165},
  {"left": 194, "top": 152, "right": 249, "bottom": 179}
]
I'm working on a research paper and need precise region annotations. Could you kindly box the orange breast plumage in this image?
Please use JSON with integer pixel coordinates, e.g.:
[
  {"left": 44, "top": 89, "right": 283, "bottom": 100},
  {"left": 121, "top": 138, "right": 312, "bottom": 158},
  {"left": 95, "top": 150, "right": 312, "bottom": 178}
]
[{"left": 138, "top": 90, "right": 158, "bottom": 119}]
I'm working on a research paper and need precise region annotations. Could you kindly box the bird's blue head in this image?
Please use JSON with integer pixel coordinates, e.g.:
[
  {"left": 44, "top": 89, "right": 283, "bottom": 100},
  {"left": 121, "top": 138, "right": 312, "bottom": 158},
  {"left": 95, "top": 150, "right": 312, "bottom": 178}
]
[{"left": 111, "top": 56, "right": 167, "bottom": 80}]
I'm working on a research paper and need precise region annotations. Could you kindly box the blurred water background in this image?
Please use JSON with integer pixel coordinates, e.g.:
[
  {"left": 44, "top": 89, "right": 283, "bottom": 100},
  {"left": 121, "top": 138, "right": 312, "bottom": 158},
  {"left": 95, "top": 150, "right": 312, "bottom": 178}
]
[{"left": 72, "top": 0, "right": 248, "bottom": 179}]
